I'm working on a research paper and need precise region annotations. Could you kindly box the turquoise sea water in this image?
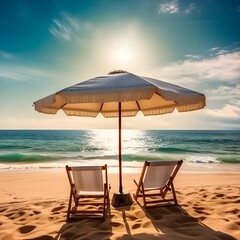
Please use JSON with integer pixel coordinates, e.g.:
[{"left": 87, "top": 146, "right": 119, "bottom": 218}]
[{"left": 0, "top": 130, "right": 239, "bottom": 172}]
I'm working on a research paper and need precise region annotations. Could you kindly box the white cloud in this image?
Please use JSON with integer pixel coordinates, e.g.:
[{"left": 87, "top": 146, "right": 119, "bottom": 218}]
[
  {"left": 0, "top": 65, "right": 60, "bottom": 82},
  {"left": 151, "top": 48, "right": 240, "bottom": 126},
  {"left": 49, "top": 14, "right": 93, "bottom": 41},
  {"left": 184, "top": 3, "right": 199, "bottom": 14},
  {"left": 185, "top": 54, "right": 201, "bottom": 60},
  {"left": 158, "top": 1, "right": 199, "bottom": 15},
  {"left": 209, "top": 43, "right": 240, "bottom": 56},
  {"left": 0, "top": 51, "right": 15, "bottom": 59},
  {"left": 151, "top": 51, "right": 240, "bottom": 84},
  {"left": 49, "top": 19, "right": 73, "bottom": 41},
  {"left": 207, "top": 84, "right": 240, "bottom": 96},
  {"left": 209, "top": 47, "right": 230, "bottom": 56},
  {"left": 206, "top": 100, "right": 240, "bottom": 119},
  {"left": 158, "top": 0, "right": 179, "bottom": 14}
]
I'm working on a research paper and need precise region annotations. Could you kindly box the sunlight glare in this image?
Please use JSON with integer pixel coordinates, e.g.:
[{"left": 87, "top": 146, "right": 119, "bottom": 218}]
[
  {"left": 87, "top": 24, "right": 156, "bottom": 73},
  {"left": 114, "top": 46, "right": 132, "bottom": 63}
]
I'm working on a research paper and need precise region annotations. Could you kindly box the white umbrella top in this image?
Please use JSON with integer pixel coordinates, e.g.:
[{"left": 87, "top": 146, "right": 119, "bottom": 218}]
[{"left": 34, "top": 71, "right": 206, "bottom": 118}]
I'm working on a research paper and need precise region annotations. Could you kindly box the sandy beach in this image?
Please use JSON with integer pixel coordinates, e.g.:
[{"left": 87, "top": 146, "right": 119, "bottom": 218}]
[{"left": 0, "top": 169, "right": 240, "bottom": 240}]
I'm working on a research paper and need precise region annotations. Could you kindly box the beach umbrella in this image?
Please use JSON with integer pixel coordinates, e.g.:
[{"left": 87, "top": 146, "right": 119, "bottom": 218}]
[{"left": 33, "top": 70, "right": 206, "bottom": 206}]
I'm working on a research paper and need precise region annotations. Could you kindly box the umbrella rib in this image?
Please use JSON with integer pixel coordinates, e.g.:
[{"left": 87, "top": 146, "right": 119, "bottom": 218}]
[
  {"left": 60, "top": 103, "right": 67, "bottom": 109},
  {"left": 153, "top": 92, "right": 178, "bottom": 106},
  {"left": 99, "top": 103, "right": 104, "bottom": 112},
  {"left": 136, "top": 101, "right": 141, "bottom": 110}
]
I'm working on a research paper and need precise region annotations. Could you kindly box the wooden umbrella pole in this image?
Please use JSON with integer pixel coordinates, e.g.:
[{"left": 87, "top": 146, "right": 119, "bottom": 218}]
[
  {"left": 118, "top": 102, "right": 123, "bottom": 194},
  {"left": 111, "top": 102, "right": 133, "bottom": 207}
]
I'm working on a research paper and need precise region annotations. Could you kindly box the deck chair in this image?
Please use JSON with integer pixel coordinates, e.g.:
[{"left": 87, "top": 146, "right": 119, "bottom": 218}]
[
  {"left": 133, "top": 160, "right": 183, "bottom": 208},
  {"left": 66, "top": 164, "right": 110, "bottom": 220}
]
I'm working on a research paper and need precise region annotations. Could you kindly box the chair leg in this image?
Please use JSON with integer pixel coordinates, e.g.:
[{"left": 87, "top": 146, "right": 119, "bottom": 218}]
[
  {"left": 103, "top": 188, "right": 107, "bottom": 219},
  {"left": 106, "top": 191, "right": 111, "bottom": 217},
  {"left": 160, "top": 189, "right": 164, "bottom": 198},
  {"left": 141, "top": 183, "right": 147, "bottom": 208},
  {"left": 67, "top": 188, "right": 73, "bottom": 221},
  {"left": 133, "top": 179, "right": 140, "bottom": 200},
  {"left": 171, "top": 181, "right": 178, "bottom": 205}
]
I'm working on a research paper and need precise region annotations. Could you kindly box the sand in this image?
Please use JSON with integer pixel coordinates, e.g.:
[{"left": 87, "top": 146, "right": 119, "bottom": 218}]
[{"left": 0, "top": 170, "right": 240, "bottom": 240}]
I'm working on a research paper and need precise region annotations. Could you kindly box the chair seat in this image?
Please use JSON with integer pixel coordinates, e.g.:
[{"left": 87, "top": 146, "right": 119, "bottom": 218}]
[
  {"left": 76, "top": 190, "right": 105, "bottom": 197},
  {"left": 143, "top": 187, "right": 163, "bottom": 191}
]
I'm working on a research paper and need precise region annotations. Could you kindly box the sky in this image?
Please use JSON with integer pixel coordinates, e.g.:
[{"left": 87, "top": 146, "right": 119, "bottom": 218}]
[{"left": 0, "top": 0, "right": 239, "bottom": 130}]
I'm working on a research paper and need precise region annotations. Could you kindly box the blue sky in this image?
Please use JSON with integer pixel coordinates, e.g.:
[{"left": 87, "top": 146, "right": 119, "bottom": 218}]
[{"left": 0, "top": 0, "right": 239, "bottom": 130}]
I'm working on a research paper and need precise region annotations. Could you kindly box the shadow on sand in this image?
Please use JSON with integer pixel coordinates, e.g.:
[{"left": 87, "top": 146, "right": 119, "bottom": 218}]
[
  {"left": 55, "top": 203, "right": 236, "bottom": 240},
  {"left": 143, "top": 205, "right": 236, "bottom": 240}
]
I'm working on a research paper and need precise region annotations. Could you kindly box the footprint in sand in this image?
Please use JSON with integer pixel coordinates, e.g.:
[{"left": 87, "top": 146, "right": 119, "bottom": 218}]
[
  {"left": 48, "top": 216, "right": 55, "bottom": 221},
  {"left": 0, "top": 207, "right": 7, "bottom": 213},
  {"left": 192, "top": 206, "right": 211, "bottom": 215},
  {"left": 193, "top": 206, "right": 204, "bottom": 211},
  {"left": 51, "top": 206, "right": 65, "bottom": 213},
  {"left": 132, "top": 223, "right": 141, "bottom": 229},
  {"left": 198, "top": 216, "right": 206, "bottom": 221},
  {"left": 228, "top": 208, "right": 239, "bottom": 215},
  {"left": 211, "top": 193, "right": 225, "bottom": 199},
  {"left": 187, "top": 192, "right": 197, "bottom": 196},
  {"left": 215, "top": 193, "right": 225, "bottom": 198},
  {"left": 18, "top": 225, "right": 36, "bottom": 234},
  {"left": 27, "top": 235, "right": 54, "bottom": 240},
  {"left": 33, "top": 210, "right": 41, "bottom": 215},
  {"left": 18, "top": 211, "right": 25, "bottom": 217},
  {"left": 111, "top": 221, "right": 124, "bottom": 228},
  {"left": 223, "top": 218, "right": 230, "bottom": 222}
]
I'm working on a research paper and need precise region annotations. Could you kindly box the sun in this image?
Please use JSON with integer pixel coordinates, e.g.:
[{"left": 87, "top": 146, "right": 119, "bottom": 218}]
[
  {"left": 89, "top": 24, "right": 156, "bottom": 72},
  {"left": 114, "top": 46, "right": 132, "bottom": 63},
  {"left": 111, "top": 43, "right": 137, "bottom": 70}
]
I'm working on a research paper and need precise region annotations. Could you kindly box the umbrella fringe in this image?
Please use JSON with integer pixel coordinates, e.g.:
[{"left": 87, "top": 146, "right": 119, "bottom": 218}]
[{"left": 177, "top": 100, "right": 206, "bottom": 112}]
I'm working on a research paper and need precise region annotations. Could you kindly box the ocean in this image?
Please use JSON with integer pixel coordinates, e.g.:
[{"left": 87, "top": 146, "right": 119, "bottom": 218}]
[{"left": 0, "top": 130, "right": 239, "bottom": 173}]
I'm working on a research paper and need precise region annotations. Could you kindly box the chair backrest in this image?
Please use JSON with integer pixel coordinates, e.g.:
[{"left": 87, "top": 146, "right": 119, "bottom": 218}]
[
  {"left": 67, "top": 165, "right": 106, "bottom": 192},
  {"left": 143, "top": 160, "right": 182, "bottom": 189}
]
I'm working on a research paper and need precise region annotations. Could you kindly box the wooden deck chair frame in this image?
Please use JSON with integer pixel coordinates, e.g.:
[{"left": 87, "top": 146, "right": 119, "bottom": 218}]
[
  {"left": 134, "top": 160, "right": 183, "bottom": 208},
  {"left": 66, "top": 164, "right": 110, "bottom": 220}
]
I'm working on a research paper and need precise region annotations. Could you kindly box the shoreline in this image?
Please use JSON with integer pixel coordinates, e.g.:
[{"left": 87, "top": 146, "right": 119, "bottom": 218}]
[{"left": 1, "top": 161, "right": 240, "bottom": 174}]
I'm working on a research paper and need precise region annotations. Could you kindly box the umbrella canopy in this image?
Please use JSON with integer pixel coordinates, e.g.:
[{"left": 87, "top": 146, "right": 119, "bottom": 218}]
[
  {"left": 34, "top": 70, "right": 206, "bottom": 194},
  {"left": 34, "top": 70, "right": 205, "bottom": 117}
]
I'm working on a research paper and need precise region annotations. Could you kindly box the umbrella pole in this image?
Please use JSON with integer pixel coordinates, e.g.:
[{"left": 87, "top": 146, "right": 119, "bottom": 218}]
[
  {"left": 111, "top": 102, "right": 133, "bottom": 207},
  {"left": 118, "top": 102, "right": 123, "bottom": 194}
]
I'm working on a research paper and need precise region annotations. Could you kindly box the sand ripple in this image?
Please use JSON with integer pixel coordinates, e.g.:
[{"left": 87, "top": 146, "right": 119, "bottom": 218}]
[{"left": 0, "top": 185, "right": 239, "bottom": 240}]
